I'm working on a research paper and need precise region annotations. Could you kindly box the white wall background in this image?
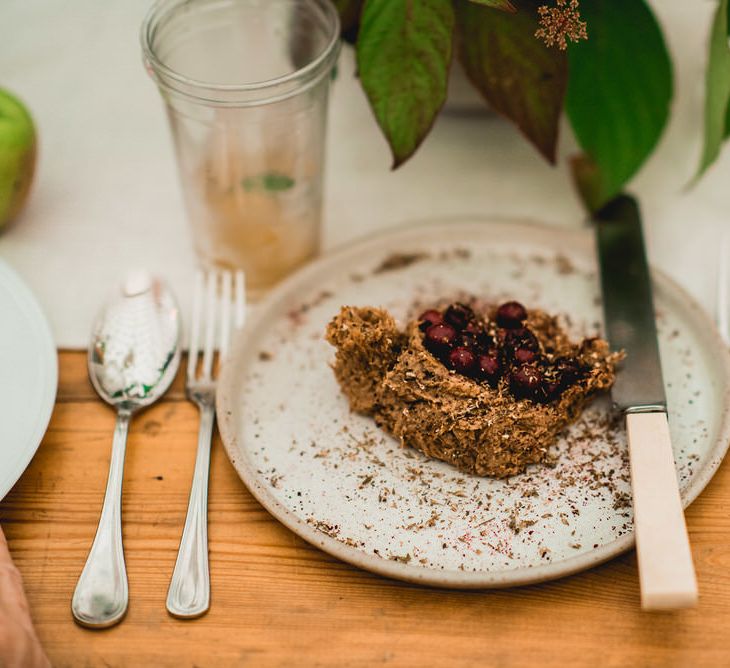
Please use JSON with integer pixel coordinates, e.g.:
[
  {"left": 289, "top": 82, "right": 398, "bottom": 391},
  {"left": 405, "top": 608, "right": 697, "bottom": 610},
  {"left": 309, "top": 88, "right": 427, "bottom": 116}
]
[{"left": 0, "top": 1, "right": 724, "bottom": 347}]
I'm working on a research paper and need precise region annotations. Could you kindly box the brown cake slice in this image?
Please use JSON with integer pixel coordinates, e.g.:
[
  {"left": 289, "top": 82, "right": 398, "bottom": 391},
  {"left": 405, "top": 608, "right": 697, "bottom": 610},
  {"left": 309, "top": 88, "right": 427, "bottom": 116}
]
[{"left": 326, "top": 301, "right": 622, "bottom": 478}]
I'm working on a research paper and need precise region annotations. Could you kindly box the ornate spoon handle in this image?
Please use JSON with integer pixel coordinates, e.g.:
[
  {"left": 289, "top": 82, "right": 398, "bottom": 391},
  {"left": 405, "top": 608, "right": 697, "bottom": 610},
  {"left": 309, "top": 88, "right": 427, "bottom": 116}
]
[{"left": 72, "top": 410, "right": 130, "bottom": 628}]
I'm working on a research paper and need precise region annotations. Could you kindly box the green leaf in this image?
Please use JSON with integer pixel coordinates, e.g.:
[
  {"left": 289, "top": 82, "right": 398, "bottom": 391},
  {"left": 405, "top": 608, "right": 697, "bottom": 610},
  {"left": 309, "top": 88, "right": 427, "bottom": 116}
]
[
  {"left": 241, "top": 172, "right": 295, "bottom": 193},
  {"left": 468, "top": 0, "right": 516, "bottom": 13},
  {"left": 357, "top": 0, "right": 454, "bottom": 168},
  {"left": 566, "top": 0, "right": 672, "bottom": 211},
  {"left": 454, "top": 0, "right": 567, "bottom": 163},
  {"left": 725, "top": 0, "right": 730, "bottom": 138},
  {"left": 698, "top": 0, "right": 730, "bottom": 176}
]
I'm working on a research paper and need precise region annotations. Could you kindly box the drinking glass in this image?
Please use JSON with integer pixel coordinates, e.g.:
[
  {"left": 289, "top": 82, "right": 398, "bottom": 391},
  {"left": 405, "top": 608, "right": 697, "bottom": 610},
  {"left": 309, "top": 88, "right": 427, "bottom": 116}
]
[{"left": 141, "top": 0, "right": 340, "bottom": 295}]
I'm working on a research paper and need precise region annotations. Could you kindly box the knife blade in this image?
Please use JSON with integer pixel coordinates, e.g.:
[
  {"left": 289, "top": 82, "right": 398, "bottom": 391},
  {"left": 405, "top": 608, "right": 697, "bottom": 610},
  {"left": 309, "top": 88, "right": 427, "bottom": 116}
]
[
  {"left": 595, "top": 196, "right": 666, "bottom": 413},
  {"left": 594, "top": 194, "right": 697, "bottom": 610}
]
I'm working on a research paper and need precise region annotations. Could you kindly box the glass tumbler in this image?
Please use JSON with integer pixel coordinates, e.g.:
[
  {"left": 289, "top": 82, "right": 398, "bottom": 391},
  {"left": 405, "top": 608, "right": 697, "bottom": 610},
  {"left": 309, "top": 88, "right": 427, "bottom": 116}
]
[{"left": 141, "top": 0, "right": 340, "bottom": 295}]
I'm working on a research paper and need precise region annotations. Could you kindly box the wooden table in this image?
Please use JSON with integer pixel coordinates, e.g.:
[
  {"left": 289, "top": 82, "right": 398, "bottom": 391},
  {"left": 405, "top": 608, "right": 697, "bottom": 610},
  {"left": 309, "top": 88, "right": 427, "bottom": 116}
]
[{"left": 2, "top": 351, "right": 730, "bottom": 667}]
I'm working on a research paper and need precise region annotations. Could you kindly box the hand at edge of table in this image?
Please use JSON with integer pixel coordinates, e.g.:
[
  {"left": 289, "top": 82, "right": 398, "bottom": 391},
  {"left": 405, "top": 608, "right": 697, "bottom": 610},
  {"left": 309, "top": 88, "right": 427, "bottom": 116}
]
[{"left": 0, "top": 526, "right": 50, "bottom": 668}]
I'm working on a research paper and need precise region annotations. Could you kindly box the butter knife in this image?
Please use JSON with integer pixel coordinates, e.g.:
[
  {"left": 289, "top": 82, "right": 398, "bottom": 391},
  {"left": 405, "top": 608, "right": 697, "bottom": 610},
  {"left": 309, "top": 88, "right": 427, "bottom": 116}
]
[{"left": 594, "top": 195, "right": 698, "bottom": 610}]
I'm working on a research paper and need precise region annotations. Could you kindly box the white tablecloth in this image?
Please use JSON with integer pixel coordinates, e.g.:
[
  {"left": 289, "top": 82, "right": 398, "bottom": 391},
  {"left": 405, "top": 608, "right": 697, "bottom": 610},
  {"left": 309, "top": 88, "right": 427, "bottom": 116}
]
[{"left": 0, "top": 1, "right": 725, "bottom": 348}]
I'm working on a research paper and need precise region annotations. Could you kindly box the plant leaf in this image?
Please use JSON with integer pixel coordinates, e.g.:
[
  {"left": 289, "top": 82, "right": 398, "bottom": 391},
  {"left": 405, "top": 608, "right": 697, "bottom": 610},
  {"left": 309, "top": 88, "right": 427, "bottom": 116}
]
[
  {"left": 698, "top": 0, "right": 730, "bottom": 176},
  {"left": 566, "top": 0, "right": 672, "bottom": 211},
  {"left": 357, "top": 0, "right": 455, "bottom": 168},
  {"left": 725, "top": 0, "right": 730, "bottom": 137},
  {"left": 468, "top": 0, "right": 516, "bottom": 13},
  {"left": 331, "top": 0, "right": 363, "bottom": 43},
  {"left": 454, "top": 0, "right": 567, "bottom": 163},
  {"left": 332, "top": 0, "right": 362, "bottom": 29},
  {"left": 570, "top": 154, "right": 604, "bottom": 214}
]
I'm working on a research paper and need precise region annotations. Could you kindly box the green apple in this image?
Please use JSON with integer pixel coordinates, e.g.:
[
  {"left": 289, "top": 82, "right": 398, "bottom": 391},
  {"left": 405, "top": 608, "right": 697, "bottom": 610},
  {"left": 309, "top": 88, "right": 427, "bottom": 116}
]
[{"left": 0, "top": 88, "right": 36, "bottom": 230}]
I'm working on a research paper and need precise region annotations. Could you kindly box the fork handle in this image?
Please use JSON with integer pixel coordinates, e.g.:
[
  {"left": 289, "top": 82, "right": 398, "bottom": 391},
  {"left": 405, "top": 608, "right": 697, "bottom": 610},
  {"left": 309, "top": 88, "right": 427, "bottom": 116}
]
[{"left": 167, "top": 402, "right": 215, "bottom": 618}]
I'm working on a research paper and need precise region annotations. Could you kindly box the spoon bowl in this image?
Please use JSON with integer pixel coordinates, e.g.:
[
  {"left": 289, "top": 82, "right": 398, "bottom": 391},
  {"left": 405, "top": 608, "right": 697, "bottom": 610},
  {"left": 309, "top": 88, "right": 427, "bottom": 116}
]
[
  {"left": 88, "top": 271, "right": 181, "bottom": 411},
  {"left": 72, "top": 271, "right": 181, "bottom": 628}
]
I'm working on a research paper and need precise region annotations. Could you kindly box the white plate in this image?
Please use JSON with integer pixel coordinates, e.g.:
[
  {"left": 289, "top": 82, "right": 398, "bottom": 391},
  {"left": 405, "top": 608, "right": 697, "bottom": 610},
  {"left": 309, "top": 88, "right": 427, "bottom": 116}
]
[
  {"left": 218, "top": 218, "right": 730, "bottom": 588},
  {"left": 0, "top": 259, "right": 57, "bottom": 500}
]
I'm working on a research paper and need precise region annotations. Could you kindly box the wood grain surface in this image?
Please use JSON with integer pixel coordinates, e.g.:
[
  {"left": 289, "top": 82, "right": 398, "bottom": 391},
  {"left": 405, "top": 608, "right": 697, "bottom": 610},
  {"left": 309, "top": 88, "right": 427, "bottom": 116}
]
[{"left": 1, "top": 351, "right": 730, "bottom": 667}]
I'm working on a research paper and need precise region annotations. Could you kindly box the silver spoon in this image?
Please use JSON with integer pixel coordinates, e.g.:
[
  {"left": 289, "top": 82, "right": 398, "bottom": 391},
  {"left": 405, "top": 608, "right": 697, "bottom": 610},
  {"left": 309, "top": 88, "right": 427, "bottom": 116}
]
[{"left": 72, "top": 271, "right": 181, "bottom": 628}]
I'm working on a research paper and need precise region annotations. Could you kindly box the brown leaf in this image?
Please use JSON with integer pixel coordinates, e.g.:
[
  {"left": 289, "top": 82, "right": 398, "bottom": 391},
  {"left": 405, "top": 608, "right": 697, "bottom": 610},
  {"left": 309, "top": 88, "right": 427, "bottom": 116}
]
[
  {"left": 454, "top": 0, "right": 567, "bottom": 163},
  {"left": 331, "top": 0, "right": 364, "bottom": 42},
  {"left": 469, "top": 0, "right": 517, "bottom": 13},
  {"left": 570, "top": 153, "right": 606, "bottom": 213}
]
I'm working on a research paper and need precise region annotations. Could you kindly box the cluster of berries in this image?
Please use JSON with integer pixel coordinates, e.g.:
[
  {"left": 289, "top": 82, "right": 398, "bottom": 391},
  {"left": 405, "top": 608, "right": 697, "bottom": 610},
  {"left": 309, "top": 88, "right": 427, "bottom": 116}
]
[{"left": 418, "top": 301, "right": 585, "bottom": 402}]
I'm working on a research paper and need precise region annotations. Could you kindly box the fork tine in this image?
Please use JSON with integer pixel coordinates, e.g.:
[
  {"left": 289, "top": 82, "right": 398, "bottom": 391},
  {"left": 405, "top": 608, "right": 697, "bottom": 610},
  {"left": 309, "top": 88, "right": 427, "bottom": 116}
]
[
  {"left": 201, "top": 271, "right": 217, "bottom": 380},
  {"left": 234, "top": 270, "right": 246, "bottom": 330},
  {"left": 220, "top": 271, "right": 232, "bottom": 358},
  {"left": 187, "top": 270, "right": 204, "bottom": 382}
]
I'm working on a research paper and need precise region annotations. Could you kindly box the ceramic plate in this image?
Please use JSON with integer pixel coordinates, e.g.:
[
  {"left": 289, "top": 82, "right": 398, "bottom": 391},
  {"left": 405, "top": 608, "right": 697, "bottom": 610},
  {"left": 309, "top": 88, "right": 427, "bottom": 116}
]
[
  {"left": 218, "top": 218, "right": 730, "bottom": 588},
  {"left": 0, "top": 259, "right": 57, "bottom": 500}
]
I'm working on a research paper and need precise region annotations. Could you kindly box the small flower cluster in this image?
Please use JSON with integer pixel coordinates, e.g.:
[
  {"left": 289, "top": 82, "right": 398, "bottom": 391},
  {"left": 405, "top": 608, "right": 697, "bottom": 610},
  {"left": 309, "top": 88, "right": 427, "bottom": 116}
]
[{"left": 535, "top": 0, "right": 588, "bottom": 51}]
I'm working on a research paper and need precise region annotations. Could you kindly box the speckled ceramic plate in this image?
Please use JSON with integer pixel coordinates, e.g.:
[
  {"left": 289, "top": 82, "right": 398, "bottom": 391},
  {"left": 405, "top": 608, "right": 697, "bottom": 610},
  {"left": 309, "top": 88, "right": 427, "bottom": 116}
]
[
  {"left": 0, "top": 258, "right": 57, "bottom": 500},
  {"left": 217, "top": 218, "right": 730, "bottom": 588}
]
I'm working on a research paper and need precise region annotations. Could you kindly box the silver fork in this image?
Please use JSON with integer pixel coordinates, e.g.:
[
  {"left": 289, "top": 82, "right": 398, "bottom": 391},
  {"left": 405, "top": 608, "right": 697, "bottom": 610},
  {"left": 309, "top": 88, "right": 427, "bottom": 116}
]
[{"left": 166, "top": 269, "right": 245, "bottom": 618}]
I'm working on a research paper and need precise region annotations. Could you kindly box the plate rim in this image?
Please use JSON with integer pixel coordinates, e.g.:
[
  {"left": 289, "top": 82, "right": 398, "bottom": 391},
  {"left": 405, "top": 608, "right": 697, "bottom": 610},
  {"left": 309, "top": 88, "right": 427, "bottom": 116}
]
[
  {"left": 0, "top": 258, "right": 58, "bottom": 501},
  {"left": 218, "top": 217, "right": 730, "bottom": 588}
]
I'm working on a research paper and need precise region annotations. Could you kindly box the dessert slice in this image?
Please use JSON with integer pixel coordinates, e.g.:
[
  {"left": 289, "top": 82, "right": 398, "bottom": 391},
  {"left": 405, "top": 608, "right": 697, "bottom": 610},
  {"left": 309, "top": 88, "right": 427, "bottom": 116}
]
[{"left": 326, "top": 301, "right": 622, "bottom": 478}]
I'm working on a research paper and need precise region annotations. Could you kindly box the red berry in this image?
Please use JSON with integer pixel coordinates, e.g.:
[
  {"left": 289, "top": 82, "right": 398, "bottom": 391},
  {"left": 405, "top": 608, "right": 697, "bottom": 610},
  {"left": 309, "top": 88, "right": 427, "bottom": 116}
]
[
  {"left": 509, "top": 364, "right": 542, "bottom": 399},
  {"left": 464, "top": 321, "right": 492, "bottom": 351},
  {"left": 503, "top": 327, "right": 539, "bottom": 353},
  {"left": 540, "top": 380, "right": 562, "bottom": 402},
  {"left": 418, "top": 309, "right": 443, "bottom": 332},
  {"left": 555, "top": 358, "right": 583, "bottom": 388},
  {"left": 444, "top": 303, "right": 475, "bottom": 330},
  {"left": 449, "top": 346, "right": 477, "bottom": 376},
  {"left": 514, "top": 348, "right": 537, "bottom": 364},
  {"left": 464, "top": 320, "right": 482, "bottom": 335},
  {"left": 496, "top": 301, "right": 528, "bottom": 329},
  {"left": 426, "top": 323, "right": 456, "bottom": 345},
  {"left": 424, "top": 323, "right": 457, "bottom": 357},
  {"left": 456, "top": 333, "right": 477, "bottom": 350},
  {"left": 477, "top": 353, "right": 502, "bottom": 386}
]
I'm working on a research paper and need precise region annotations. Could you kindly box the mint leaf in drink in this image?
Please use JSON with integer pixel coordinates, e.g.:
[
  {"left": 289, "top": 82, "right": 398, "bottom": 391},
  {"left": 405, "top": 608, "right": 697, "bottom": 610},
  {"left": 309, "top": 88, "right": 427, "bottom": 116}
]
[{"left": 241, "top": 172, "right": 295, "bottom": 193}]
